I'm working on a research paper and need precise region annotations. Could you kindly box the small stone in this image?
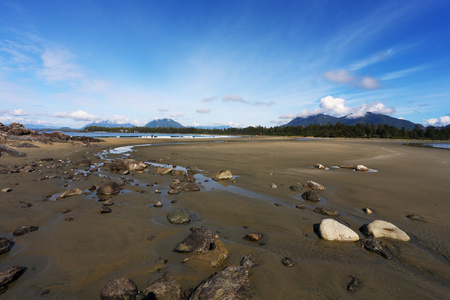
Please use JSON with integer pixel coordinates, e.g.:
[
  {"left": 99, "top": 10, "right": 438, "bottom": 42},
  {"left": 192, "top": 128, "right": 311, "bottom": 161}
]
[
  {"left": 314, "top": 164, "right": 325, "bottom": 169},
  {"left": 281, "top": 257, "right": 295, "bottom": 267},
  {"left": 97, "top": 182, "right": 120, "bottom": 195},
  {"left": 407, "top": 214, "right": 426, "bottom": 223},
  {"left": 154, "top": 201, "right": 163, "bottom": 208},
  {"left": 301, "top": 190, "right": 320, "bottom": 202},
  {"left": 346, "top": 276, "right": 362, "bottom": 292},
  {"left": 58, "top": 188, "right": 83, "bottom": 199},
  {"left": 61, "top": 208, "right": 72, "bottom": 214},
  {"left": 64, "top": 217, "right": 74, "bottom": 222},
  {"left": 0, "top": 238, "right": 11, "bottom": 255},
  {"left": 1, "top": 188, "right": 12, "bottom": 193},
  {"left": 313, "top": 207, "right": 340, "bottom": 217},
  {"left": 142, "top": 272, "right": 182, "bottom": 300},
  {"left": 244, "top": 232, "right": 264, "bottom": 242},
  {"left": 175, "top": 227, "right": 215, "bottom": 253},
  {"left": 355, "top": 165, "right": 369, "bottom": 172},
  {"left": 13, "top": 225, "right": 39, "bottom": 236},
  {"left": 147, "top": 235, "right": 156, "bottom": 241},
  {"left": 303, "top": 180, "right": 325, "bottom": 191},
  {"left": 155, "top": 189, "right": 161, "bottom": 194},
  {"left": 289, "top": 185, "right": 301, "bottom": 191},
  {"left": 295, "top": 204, "right": 306, "bottom": 210},
  {"left": 102, "top": 199, "right": 114, "bottom": 206},
  {"left": 270, "top": 183, "right": 277, "bottom": 188},
  {"left": 240, "top": 255, "right": 257, "bottom": 269},
  {"left": 362, "top": 208, "right": 373, "bottom": 214},
  {"left": 212, "top": 169, "right": 233, "bottom": 181},
  {"left": 340, "top": 165, "right": 354, "bottom": 170},
  {"left": 20, "top": 202, "right": 33, "bottom": 208},
  {"left": 167, "top": 208, "right": 191, "bottom": 224},
  {"left": 268, "top": 172, "right": 274, "bottom": 175},
  {"left": 100, "top": 207, "right": 112, "bottom": 214},
  {"left": 359, "top": 238, "right": 391, "bottom": 260},
  {"left": 156, "top": 167, "right": 173, "bottom": 175}
]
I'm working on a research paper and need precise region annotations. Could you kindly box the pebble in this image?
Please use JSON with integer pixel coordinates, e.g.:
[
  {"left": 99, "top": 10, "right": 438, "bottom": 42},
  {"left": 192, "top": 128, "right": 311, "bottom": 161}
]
[
  {"left": 100, "top": 207, "right": 112, "bottom": 214},
  {"left": 281, "top": 257, "right": 295, "bottom": 267},
  {"left": 362, "top": 208, "right": 373, "bottom": 214},
  {"left": 2, "top": 188, "right": 12, "bottom": 193},
  {"left": 154, "top": 201, "right": 163, "bottom": 207}
]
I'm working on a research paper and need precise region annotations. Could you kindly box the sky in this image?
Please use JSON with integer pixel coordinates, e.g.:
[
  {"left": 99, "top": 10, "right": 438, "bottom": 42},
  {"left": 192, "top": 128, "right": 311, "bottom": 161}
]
[{"left": 0, "top": 0, "right": 449, "bottom": 128}]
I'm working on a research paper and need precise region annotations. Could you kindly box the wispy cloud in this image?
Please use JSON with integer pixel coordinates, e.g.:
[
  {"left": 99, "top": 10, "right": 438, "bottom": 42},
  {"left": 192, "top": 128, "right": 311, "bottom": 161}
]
[
  {"left": 196, "top": 108, "right": 211, "bottom": 113},
  {"left": 223, "top": 94, "right": 248, "bottom": 103},
  {"left": 9, "top": 108, "right": 28, "bottom": 116},
  {"left": 253, "top": 101, "right": 275, "bottom": 106},
  {"left": 170, "top": 112, "right": 185, "bottom": 119},
  {"left": 380, "top": 66, "right": 425, "bottom": 80},
  {"left": 324, "top": 70, "right": 380, "bottom": 90},
  {"left": 348, "top": 50, "right": 392, "bottom": 71},
  {"left": 202, "top": 96, "right": 217, "bottom": 102},
  {"left": 38, "top": 48, "right": 83, "bottom": 82},
  {"left": 52, "top": 110, "right": 98, "bottom": 121}
]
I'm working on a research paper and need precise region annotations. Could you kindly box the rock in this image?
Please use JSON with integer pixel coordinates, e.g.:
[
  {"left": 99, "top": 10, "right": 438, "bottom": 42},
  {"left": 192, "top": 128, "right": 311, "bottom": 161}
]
[
  {"left": 0, "top": 238, "right": 11, "bottom": 255},
  {"left": 58, "top": 188, "right": 83, "bottom": 199},
  {"left": 61, "top": 208, "right": 72, "bottom": 214},
  {"left": 362, "top": 208, "right": 373, "bottom": 214},
  {"left": 154, "top": 201, "right": 163, "bottom": 208},
  {"left": 190, "top": 265, "right": 252, "bottom": 300},
  {"left": 301, "top": 190, "right": 320, "bottom": 202},
  {"left": 295, "top": 204, "right": 306, "bottom": 210},
  {"left": 171, "top": 169, "right": 186, "bottom": 176},
  {"left": 97, "top": 182, "right": 120, "bottom": 195},
  {"left": 355, "top": 165, "right": 369, "bottom": 172},
  {"left": 186, "top": 165, "right": 199, "bottom": 174},
  {"left": 211, "top": 169, "right": 232, "bottom": 181},
  {"left": 168, "top": 188, "right": 181, "bottom": 195},
  {"left": 270, "top": 183, "right": 277, "bottom": 188},
  {"left": 183, "top": 175, "right": 196, "bottom": 183},
  {"left": 0, "top": 266, "right": 26, "bottom": 295},
  {"left": 155, "top": 190, "right": 161, "bottom": 194},
  {"left": 0, "top": 144, "right": 26, "bottom": 157},
  {"left": 313, "top": 207, "right": 340, "bottom": 217},
  {"left": 366, "top": 220, "right": 410, "bottom": 241},
  {"left": 182, "top": 238, "right": 228, "bottom": 267},
  {"left": 243, "top": 232, "right": 264, "bottom": 242},
  {"left": 339, "top": 165, "right": 354, "bottom": 170},
  {"left": 122, "top": 159, "right": 147, "bottom": 171},
  {"left": 157, "top": 167, "right": 173, "bottom": 175},
  {"left": 281, "top": 257, "right": 295, "bottom": 267},
  {"left": 1, "top": 188, "right": 12, "bottom": 193},
  {"left": 346, "top": 276, "right": 362, "bottom": 292},
  {"left": 175, "top": 227, "right": 215, "bottom": 253},
  {"left": 314, "top": 164, "right": 325, "bottom": 169},
  {"left": 303, "top": 180, "right": 325, "bottom": 191},
  {"left": 142, "top": 272, "right": 182, "bottom": 300},
  {"left": 102, "top": 160, "right": 127, "bottom": 172},
  {"left": 359, "top": 238, "right": 391, "bottom": 259},
  {"left": 100, "top": 207, "right": 112, "bottom": 214},
  {"left": 240, "top": 255, "right": 257, "bottom": 269},
  {"left": 20, "top": 202, "right": 32, "bottom": 208},
  {"left": 289, "top": 185, "right": 301, "bottom": 191},
  {"left": 167, "top": 208, "right": 191, "bottom": 224},
  {"left": 100, "top": 277, "right": 138, "bottom": 300},
  {"left": 13, "top": 225, "right": 39, "bottom": 236},
  {"left": 181, "top": 183, "right": 200, "bottom": 192},
  {"left": 65, "top": 217, "right": 74, "bottom": 222},
  {"left": 103, "top": 199, "right": 114, "bottom": 206},
  {"left": 319, "top": 219, "right": 359, "bottom": 242},
  {"left": 170, "top": 179, "right": 181, "bottom": 189},
  {"left": 407, "top": 214, "right": 427, "bottom": 223}
]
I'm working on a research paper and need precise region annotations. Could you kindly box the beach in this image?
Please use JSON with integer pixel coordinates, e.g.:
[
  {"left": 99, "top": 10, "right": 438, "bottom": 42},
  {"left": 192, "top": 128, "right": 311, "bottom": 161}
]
[{"left": 1, "top": 137, "right": 449, "bottom": 299}]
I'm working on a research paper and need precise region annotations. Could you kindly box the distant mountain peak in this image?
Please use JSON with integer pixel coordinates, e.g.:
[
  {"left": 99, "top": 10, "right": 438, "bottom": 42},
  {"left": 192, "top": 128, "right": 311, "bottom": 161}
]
[{"left": 144, "top": 118, "right": 184, "bottom": 128}]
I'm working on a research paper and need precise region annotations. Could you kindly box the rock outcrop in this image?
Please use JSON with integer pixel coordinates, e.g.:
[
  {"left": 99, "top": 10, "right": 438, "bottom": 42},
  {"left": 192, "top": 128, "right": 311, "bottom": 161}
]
[{"left": 0, "top": 266, "right": 26, "bottom": 295}]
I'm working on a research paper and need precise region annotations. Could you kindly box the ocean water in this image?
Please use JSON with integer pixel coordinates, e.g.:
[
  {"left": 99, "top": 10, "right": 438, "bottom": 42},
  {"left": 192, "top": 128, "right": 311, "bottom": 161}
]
[
  {"left": 42, "top": 130, "right": 235, "bottom": 139},
  {"left": 403, "top": 142, "right": 450, "bottom": 149}
]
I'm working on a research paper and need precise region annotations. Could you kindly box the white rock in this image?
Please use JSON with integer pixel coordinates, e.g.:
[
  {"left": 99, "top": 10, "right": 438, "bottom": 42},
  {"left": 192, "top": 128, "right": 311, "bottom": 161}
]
[
  {"left": 362, "top": 208, "right": 373, "bottom": 214},
  {"left": 304, "top": 180, "right": 325, "bottom": 191},
  {"left": 355, "top": 165, "right": 369, "bottom": 172},
  {"left": 212, "top": 169, "right": 233, "bottom": 181},
  {"left": 270, "top": 183, "right": 278, "bottom": 188},
  {"left": 314, "top": 164, "right": 325, "bottom": 169},
  {"left": 319, "top": 219, "right": 359, "bottom": 242},
  {"left": 366, "top": 220, "right": 410, "bottom": 241}
]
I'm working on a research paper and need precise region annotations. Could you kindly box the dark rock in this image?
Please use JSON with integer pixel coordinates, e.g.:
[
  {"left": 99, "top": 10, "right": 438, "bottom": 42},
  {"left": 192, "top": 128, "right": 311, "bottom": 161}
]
[
  {"left": 97, "top": 182, "right": 120, "bottom": 195},
  {"left": 182, "top": 238, "right": 228, "bottom": 267},
  {"left": 171, "top": 170, "right": 186, "bottom": 176},
  {"left": 13, "top": 225, "right": 39, "bottom": 236},
  {"left": 407, "top": 214, "right": 427, "bottom": 223},
  {"left": 346, "top": 276, "right": 362, "bottom": 292},
  {"left": 0, "top": 266, "right": 26, "bottom": 295},
  {"left": 65, "top": 217, "right": 74, "bottom": 222},
  {"left": 8, "top": 122, "right": 32, "bottom": 135},
  {"left": 240, "top": 255, "right": 257, "bottom": 269},
  {"left": 102, "top": 160, "right": 127, "bottom": 172},
  {"left": 301, "top": 190, "right": 319, "bottom": 202},
  {"left": 61, "top": 208, "right": 72, "bottom": 214},
  {"left": 243, "top": 232, "right": 264, "bottom": 242},
  {"left": 103, "top": 199, "right": 114, "bottom": 206},
  {"left": 142, "top": 271, "right": 182, "bottom": 300},
  {"left": 40, "top": 289, "right": 50, "bottom": 296},
  {"left": 186, "top": 165, "right": 199, "bottom": 174},
  {"left": 181, "top": 183, "right": 200, "bottom": 192},
  {"left": 15, "top": 142, "right": 39, "bottom": 148},
  {"left": 174, "top": 227, "right": 215, "bottom": 253},
  {"left": 313, "top": 207, "right": 339, "bottom": 217},
  {"left": 0, "top": 238, "right": 11, "bottom": 255},
  {"left": 281, "top": 257, "right": 295, "bottom": 267},
  {"left": 20, "top": 202, "right": 33, "bottom": 208},
  {"left": 340, "top": 165, "right": 354, "bottom": 170},
  {"left": 100, "top": 277, "right": 138, "bottom": 300},
  {"left": 359, "top": 238, "right": 391, "bottom": 259},
  {"left": 289, "top": 185, "right": 301, "bottom": 191},
  {"left": 0, "top": 144, "right": 26, "bottom": 157},
  {"left": 295, "top": 204, "right": 306, "bottom": 210},
  {"left": 167, "top": 208, "right": 191, "bottom": 224},
  {"left": 100, "top": 207, "right": 112, "bottom": 214},
  {"left": 190, "top": 265, "right": 252, "bottom": 300},
  {"left": 147, "top": 235, "right": 156, "bottom": 242}
]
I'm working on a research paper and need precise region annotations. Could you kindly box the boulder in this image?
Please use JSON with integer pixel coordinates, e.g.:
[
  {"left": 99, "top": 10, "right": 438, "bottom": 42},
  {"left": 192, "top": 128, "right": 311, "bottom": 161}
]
[
  {"left": 303, "top": 180, "right": 325, "bottom": 191},
  {"left": 8, "top": 122, "right": 32, "bottom": 135},
  {"left": 0, "top": 266, "right": 26, "bottom": 295},
  {"left": 167, "top": 208, "right": 191, "bottom": 224},
  {"left": 100, "top": 277, "right": 138, "bottom": 300},
  {"left": 122, "top": 159, "right": 147, "bottom": 171},
  {"left": 211, "top": 169, "right": 232, "bottom": 181},
  {"left": 190, "top": 265, "right": 252, "bottom": 300},
  {"left": 319, "top": 219, "right": 359, "bottom": 242},
  {"left": 243, "top": 232, "right": 264, "bottom": 242},
  {"left": 13, "top": 225, "right": 39, "bottom": 236},
  {"left": 182, "top": 238, "right": 229, "bottom": 267},
  {"left": 301, "top": 190, "right": 319, "bottom": 202},
  {"left": 366, "top": 220, "right": 410, "bottom": 241},
  {"left": 0, "top": 144, "right": 26, "bottom": 158},
  {"left": 142, "top": 272, "right": 182, "bottom": 300},
  {"left": 102, "top": 160, "right": 127, "bottom": 172},
  {"left": 0, "top": 238, "right": 11, "bottom": 255},
  {"left": 58, "top": 188, "right": 83, "bottom": 199},
  {"left": 175, "top": 227, "right": 215, "bottom": 253},
  {"left": 314, "top": 164, "right": 325, "bottom": 169},
  {"left": 157, "top": 167, "right": 173, "bottom": 175},
  {"left": 355, "top": 165, "right": 369, "bottom": 172},
  {"left": 97, "top": 182, "right": 120, "bottom": 195},
  {"left": 313, "top": 207, "right": 340, "bottom": 217}
]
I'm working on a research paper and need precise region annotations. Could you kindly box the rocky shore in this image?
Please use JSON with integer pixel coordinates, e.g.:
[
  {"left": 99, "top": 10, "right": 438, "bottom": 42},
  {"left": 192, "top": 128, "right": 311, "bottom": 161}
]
[{"left": 1, "top": 125, "right": 449, "bottom": 299}]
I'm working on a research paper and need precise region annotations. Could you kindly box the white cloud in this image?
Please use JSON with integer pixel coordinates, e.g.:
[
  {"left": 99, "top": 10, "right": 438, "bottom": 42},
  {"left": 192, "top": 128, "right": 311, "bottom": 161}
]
[
  {"left": 52, "top": 110, "right": 98, "bottom": 121},
  {"left": 253, "top": 101, "right": 275, "bottom": 106},
  {"left": 9, "top": 108, "right": 28, "bottom": 116},
  {"left": 196, "top": 108, "right": 211, "bottom": 113},
  {"left": 38, "top": 48, "right": 83, "bottom": 82},
  {"left": 223, "top": 94, "right": 247, "bottom": 103},
  {"left": 324, "top": 70, "right": 380, "bottom": 90},
  {"left": 283, "top": 95, "right": 394, "bottom": 119},
  {"left": 170, "top": 112, "right": 185, "bottom": 119},
  {"left": 202, "top": 97, "right": 217, "bottom": 102},
  {"left": 423, "top": 116, "right": 450, "bottom": 127}
]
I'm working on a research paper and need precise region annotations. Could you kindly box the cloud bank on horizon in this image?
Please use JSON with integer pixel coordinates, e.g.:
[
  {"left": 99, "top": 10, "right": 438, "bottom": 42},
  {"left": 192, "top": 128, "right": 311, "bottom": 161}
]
[{"left": 0, "top": 0, "right": 449, "bottom": 128}]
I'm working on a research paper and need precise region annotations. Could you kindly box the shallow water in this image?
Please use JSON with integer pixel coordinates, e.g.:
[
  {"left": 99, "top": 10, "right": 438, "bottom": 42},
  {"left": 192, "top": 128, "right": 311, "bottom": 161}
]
[{"left": 1, "top": 139, "right": 449, "bottom": 299}]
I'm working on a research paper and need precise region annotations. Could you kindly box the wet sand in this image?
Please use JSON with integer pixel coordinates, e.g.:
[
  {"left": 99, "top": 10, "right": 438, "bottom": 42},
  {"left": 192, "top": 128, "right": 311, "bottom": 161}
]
[{"left": 1, "top": 137, "right": 449, "bottom": 299}]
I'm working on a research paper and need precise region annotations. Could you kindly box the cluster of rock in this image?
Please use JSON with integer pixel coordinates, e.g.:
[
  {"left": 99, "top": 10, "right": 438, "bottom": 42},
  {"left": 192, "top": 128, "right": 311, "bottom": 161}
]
[{"left": 315, "top": 163, "right": 371, "bottom": 172}]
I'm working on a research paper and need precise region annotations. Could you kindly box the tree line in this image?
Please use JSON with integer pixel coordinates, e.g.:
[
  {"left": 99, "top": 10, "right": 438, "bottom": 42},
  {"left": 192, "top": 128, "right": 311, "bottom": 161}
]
[{"left": 84, "top": 122, "right": 450, "bottom": 140}]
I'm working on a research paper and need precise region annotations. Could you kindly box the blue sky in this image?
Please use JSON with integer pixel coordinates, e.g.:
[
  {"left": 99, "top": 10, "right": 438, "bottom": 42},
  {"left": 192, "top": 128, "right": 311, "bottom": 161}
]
[{"left": 1, "top": 0, "right": 449, "bottom": 128}]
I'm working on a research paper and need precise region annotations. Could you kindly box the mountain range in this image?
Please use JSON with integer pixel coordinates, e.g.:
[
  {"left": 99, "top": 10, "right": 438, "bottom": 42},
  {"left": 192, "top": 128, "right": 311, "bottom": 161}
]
[{"left": 283, "top": 112, "right": 424, "bottom": 130}]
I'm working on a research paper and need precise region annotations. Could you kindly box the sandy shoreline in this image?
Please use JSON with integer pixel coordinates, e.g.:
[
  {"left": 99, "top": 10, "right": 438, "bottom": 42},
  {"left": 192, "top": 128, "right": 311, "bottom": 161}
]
[{"left": 1, "top": 137, "right": 449, "bottom": 299}]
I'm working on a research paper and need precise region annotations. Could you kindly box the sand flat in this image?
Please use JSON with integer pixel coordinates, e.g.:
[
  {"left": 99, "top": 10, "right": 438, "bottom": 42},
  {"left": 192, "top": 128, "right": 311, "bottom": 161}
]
[{"left": 1, "top": 137, "right": 449, "bottom": 299}]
